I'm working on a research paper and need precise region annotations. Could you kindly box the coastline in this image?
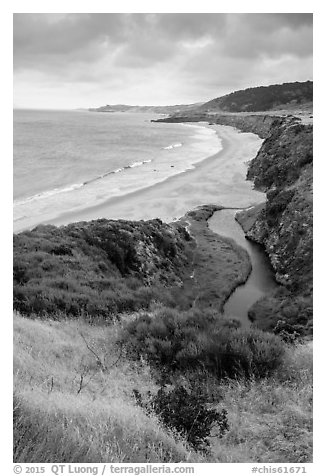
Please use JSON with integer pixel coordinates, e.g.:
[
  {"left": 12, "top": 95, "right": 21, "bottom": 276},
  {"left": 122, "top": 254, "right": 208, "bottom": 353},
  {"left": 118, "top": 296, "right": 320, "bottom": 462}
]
[{"left": 14, "top": 124, "right": 264, "bottom": 233}]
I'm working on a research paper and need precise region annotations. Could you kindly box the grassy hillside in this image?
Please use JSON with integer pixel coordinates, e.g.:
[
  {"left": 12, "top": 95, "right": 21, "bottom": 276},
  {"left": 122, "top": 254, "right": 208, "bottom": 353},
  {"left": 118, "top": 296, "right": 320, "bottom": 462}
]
[
  {"left": 13, "top": 218, "right": 193, "bottom": 319},
  {"left": 13, "top": 206, "right": 313, "bottom": 463},
  {"left": 13, "top": 206, "right": 254, "bottom": 320},
  {"left": 14, "top": 312, "right": 312, "bottom": 463},
  {"left": 13, "top": 313, "right": 198, "bottom": 463},
  {"left": 89, "top": 103, "right": 203, "bottom": 114},
  {"left": 90, "top": 81, "right": 313, "bottom": 115},
  {"left": 13, "top": 97, "right": 313, "bottom": 462},
  {"left": 197, "top": 81, "right": 313, "bottom": 113}
]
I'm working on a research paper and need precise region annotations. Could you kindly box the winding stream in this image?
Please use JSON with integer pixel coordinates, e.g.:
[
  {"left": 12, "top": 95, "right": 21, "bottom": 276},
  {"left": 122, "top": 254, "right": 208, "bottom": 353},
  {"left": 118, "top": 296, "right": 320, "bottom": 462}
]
[{"left": 208, "top": 209, "right": 278, "bottom": 326}]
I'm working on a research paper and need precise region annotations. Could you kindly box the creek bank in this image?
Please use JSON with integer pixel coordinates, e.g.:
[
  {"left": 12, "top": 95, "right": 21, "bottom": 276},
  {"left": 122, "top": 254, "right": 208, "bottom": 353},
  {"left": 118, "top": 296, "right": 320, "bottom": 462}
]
[
  {"left": 157, "top": 113, "right": 313, "bottom": 338},
  {"left": 208, "top": 208, "right": 278, "bottom": 326},
  {"left": 14, "top": 206, "right": 253, "bottom": 321},
  {"left": 236, "top": 119, "right": 313, "bottom": 337},
  {"left": 177, "top": 205, "right": 252, "bottom": 313}
]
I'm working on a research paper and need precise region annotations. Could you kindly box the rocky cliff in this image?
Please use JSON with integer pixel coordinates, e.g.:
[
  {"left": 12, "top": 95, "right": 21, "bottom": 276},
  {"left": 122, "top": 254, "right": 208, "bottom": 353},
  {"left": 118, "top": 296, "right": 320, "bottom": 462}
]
[
  {"left": 236, "top": 118, "right": 313, "bottom": 337},
  {"left": 154, "top": 113, "right": 276, "bottom": 138},
  {"left": 156, "top": 111, "right": 313, "bottom": 338}
]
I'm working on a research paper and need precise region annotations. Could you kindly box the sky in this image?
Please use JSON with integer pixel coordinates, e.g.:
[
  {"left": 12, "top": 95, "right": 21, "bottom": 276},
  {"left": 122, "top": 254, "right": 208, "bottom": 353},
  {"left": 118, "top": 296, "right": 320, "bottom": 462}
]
[{"left": 13, "top": 13, "right": 313, "bottom": 109}]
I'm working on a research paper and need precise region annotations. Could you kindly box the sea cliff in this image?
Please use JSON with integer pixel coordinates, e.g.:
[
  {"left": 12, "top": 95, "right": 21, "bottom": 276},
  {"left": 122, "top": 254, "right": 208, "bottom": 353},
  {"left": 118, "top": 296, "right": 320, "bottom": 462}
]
[
  {"left": 154, "top": 112, "right": 277, "bottom": 138},
  {"left": 156, "top": 113, "right": 313, "bottom": 338},
  {"left": 236, "top": 118, "right": 313, "bottom": 337}
]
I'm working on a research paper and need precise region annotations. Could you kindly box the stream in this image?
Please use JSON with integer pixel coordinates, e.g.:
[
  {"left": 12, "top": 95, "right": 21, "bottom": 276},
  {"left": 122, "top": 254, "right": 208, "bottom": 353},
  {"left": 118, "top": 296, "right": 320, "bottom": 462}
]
[{"left": 208, "top": 209, "right": 278, "bottom": 326}]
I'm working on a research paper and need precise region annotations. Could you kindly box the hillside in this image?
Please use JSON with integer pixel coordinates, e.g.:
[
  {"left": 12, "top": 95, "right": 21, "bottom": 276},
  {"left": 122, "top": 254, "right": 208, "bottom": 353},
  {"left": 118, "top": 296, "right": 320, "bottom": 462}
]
[
  {"left": 155, "top": 110, "right": 313, "bottom": 338},
  {"left": 89, "top": 103, "right": 203, "bottom": 114},
  {"left": 195, "top": 81, "right": 313, "bottom": 113},
  {"left": 14, "top": 80, "right": 313, "bottom": 463},
  {"left": 13, "top": 218, "right": 193, "bottom": 319},
  {"left": 14, "top": 208, "right": 314, "bottom": 463},
  {"left": 14, "top": 311, "right": 312, "bottom": 463},
  {"left": 155, "top": 112, "right": 279, "bottom": 138},
  {"left": 13, "top": 205, "right": 253, "bottom": 320},
  {"left": 236, "top": 117, "right": 313, "bottom": 336},
  {"left": 91, "top": 81, "right": 313, "bottom": 116},
  {"left": 13, "top": 206, "right": 313, "bottom": 464}
]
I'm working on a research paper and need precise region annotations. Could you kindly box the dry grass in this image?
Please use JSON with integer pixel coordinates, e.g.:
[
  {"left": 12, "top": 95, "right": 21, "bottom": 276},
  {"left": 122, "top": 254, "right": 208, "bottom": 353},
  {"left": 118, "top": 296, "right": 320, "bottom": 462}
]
[
  {"left": 13, "top": 313, "right": 200, "bottom": 463},
  {"left": 209, "top": 343, "right": 313, "bottom": 462},
  {"left": 13, "top": 313, "right": 312, "bottom": 463}
]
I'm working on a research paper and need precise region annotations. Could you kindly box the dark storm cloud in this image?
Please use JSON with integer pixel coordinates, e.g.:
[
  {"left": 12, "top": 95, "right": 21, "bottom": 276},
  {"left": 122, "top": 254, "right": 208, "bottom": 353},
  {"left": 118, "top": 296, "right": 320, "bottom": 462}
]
[
  {"left": 220, "top": 14, "right": 312, "bottom": 59},
  {"left": 13, "top": 13, "right": 313, "bottom": 108},
  {"left": 14, "top": 13, "right": 313, "bottom": 68},
  {"left": 13, "top": 13, "right": 129, "bottom": 69}
]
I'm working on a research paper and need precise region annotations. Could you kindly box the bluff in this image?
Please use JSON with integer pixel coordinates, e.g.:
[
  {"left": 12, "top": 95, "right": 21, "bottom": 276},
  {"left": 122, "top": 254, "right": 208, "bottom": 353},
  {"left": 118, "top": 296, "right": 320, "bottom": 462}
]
[
  {"left": 156, "top": 111, "right": 313, "bottom": 337},
  {"left": 13, "top": 219, "right": 193, "bottom": 319},
  {"left": 236, "top": 118, "right": 313, "bottom": 337},
  {"left": 195, "top": 80, "right": 313, "bottom": 113},
  {"left": 13, "top": 205, "right": 255, "bottom": 323},
  {"left": 154, "top": 112, "right": 277, "bottom": 138},
  {"left": 88, "top": 103, "right": 203, "bottom": 114}
]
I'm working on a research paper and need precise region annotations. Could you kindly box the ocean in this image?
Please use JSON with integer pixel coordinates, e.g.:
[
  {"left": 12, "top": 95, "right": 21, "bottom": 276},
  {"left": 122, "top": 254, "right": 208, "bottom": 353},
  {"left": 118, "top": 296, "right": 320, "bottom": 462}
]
[{"left": 14, "top": 109, "right": 222, "bottom": 230}]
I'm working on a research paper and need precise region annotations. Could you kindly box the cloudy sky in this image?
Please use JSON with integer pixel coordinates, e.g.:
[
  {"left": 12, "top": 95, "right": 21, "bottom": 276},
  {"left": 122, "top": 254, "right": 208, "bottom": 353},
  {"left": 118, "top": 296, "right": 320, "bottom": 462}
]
[{"left": 13, "top": 13, "right": 313, "bottom": 109}]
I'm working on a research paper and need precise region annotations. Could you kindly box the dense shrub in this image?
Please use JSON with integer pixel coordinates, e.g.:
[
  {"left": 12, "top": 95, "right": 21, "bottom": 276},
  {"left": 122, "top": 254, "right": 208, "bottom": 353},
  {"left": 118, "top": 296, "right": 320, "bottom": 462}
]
[
  {"left": 266, "top": 189, "right": 296, "bottom": 226},
  {"left": 248, "top": 291, "right": 313, "bottom": 336},
  {"left": 121, "top": 307, "right": 285, "bottom": 380},
  {"left": 134, "top": 386, "right": 229, "bottom": 452},
  {"left": 207, "top": 81, "right": 313, "bottom": 113},
  {"left": 13, "top": 219, "right": 192, "bottom": 319}
]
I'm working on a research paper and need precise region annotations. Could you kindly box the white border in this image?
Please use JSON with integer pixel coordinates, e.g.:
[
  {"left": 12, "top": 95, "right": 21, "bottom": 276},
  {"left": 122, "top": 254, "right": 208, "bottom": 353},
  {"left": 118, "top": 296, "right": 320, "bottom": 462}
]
[{"left": 4, "top": 4, "right": 321, "bottom": 474}]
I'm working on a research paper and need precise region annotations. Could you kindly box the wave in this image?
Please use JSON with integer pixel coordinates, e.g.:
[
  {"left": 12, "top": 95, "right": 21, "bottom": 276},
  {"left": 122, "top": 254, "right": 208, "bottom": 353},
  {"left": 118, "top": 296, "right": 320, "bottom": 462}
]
[
  {"left": 14, "top": 158, "right": 153, "bottom": 207},
  {"left": 14, "top": 183, "right": 85, "bottom": 206},
  {"left": 163, "top": 143, "right": 183, "bottom": 150}
]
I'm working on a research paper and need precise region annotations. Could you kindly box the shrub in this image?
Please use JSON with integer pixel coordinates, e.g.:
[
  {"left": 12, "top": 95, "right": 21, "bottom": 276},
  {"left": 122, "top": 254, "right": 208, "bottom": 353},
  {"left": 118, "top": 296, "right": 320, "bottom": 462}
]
[
  {"left": 121, "top": 308, "right": 285, "bottom": 381},
  {"left": 134, "top": 386, "right": 229, "bottom": 453},
  {"left": 266, "top": 188, "right": 295, "bottom": 226},
  {"left": 13, "top": 219, "right": 192, "bottom": 319}
]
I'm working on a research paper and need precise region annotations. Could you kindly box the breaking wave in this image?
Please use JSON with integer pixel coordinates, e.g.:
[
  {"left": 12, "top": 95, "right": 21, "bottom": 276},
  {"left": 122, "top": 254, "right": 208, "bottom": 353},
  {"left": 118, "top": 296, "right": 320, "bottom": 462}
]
[
  {"left": 162, "top": 143, "right": 183, "bottom": 150},
  {"left": 14, "top": 158, "right": 153, "bottom": 207}
]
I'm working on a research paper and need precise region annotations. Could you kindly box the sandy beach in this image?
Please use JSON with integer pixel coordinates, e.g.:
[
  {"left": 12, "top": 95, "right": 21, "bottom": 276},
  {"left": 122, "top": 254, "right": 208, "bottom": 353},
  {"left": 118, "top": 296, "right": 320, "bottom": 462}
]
[{"left": 14, "top": 124, "right": 265, "bottom": 232}]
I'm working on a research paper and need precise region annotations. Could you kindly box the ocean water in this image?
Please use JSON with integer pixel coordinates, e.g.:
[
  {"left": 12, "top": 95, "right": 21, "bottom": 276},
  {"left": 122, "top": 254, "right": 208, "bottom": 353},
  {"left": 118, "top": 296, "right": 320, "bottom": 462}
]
[{"left": 14, "top": 109, "right": 222, "bottom": 230}]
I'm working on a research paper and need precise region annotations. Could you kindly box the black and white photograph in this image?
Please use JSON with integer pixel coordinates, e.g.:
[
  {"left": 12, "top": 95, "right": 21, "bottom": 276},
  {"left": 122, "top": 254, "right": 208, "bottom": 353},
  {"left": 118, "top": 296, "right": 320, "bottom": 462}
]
[{"left": 12, "top": 7, "right": 313, "bottom": 471}]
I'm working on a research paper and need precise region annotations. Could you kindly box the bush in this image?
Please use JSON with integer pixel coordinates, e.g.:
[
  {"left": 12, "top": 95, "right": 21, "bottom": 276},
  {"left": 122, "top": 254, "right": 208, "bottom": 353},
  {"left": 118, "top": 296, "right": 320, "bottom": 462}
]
[
  {"left": 121, "top": 308, "right": 285, "bottom": 381},
  {"left": 134, "top": 386, "right": 229, "bottom": 453},
  {"left": 266, "top": 189, "right": 295, "bottom": 226},
  {"left": 13, "top": 219, "right": 192, "bottom": 319}
]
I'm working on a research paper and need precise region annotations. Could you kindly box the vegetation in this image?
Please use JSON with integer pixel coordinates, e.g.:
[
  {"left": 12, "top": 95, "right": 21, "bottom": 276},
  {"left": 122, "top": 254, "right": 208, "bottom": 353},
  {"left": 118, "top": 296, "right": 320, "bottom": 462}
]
[
  {"left": 13, "top": 81, "right": 313, "bottom": 463},
  {"left": 200, "top": 81, "right": 313, "bottom": 113},
  {"left": 13, "top": 219, "right": 193, "bottom": 320},
  {"left": 248, "top": 291, "right": 313, "bottom": 338},
  {"left": 13, "top": 313, "right": 312, "bottom": 463},
  {"left": 247, "top": 120, "right": 313, "bottom": 190},
  {"left": 13, "top": 313, "right": 201, "bottom": 463},
  {"left": 134, "top": 386, "right": 229, "bottom": 453},
  {"left": 121, "top": 307, "right": 285, "bottom": 382},
  {"left": 13, "top": 206, "right": 253, "bottom": 321},
  {"left": 235, "top": 117, "right": 313, "bottom": 336},
  {"left": 13, "top": 206, "right": 312, "bottom": 462},
  {"left": 178, "top": 205, "right": 252, "bottom": 312}
]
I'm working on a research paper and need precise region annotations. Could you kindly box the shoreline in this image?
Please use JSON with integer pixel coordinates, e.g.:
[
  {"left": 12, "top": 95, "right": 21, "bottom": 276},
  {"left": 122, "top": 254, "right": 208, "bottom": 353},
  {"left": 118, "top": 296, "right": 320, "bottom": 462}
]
[{"left": 14, "top": 123, "right": 264, "bottom": 233}]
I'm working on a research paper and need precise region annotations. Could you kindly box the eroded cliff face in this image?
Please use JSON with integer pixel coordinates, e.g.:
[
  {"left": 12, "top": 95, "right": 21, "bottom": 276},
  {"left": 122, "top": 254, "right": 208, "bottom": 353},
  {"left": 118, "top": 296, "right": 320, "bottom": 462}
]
[
  {"left": 154, "top": 113, "right": 276, "bottom": 138},
  {"left": 236, "top": 118, "right": 313, "bottom": 337},
  {"left": 156, "top": 112, "right": 313, "bottom": 337}
]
